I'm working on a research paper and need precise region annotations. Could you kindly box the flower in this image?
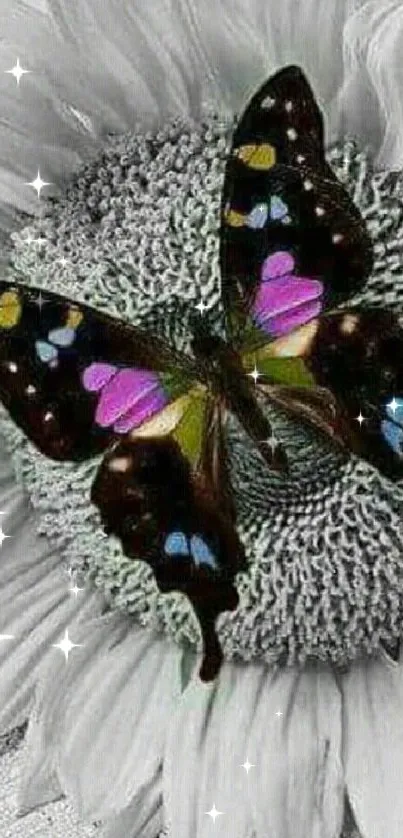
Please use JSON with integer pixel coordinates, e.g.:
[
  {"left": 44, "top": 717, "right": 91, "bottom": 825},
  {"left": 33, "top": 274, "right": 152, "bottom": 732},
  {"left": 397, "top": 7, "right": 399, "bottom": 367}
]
[{"left": 0, "top": 2, "right": 403, "bottom": 838}]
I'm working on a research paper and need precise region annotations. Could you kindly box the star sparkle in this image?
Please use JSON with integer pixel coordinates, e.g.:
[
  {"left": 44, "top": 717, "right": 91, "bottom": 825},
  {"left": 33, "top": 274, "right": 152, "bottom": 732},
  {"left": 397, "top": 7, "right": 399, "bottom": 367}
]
[
  {"left": 195, "top": 298, "right": 208, "bottom": 316},
  {"left": 263, "top": 435, "right": 280, "bottom": 452},
  {"left": 387, "top": 397, "right": 399, "bottom": 415},
  {"left": 69, "top": 583, "right": 84, "bottom": 598},
  {"left": 4, "top": 58, "right": 31, "bottom": 85},
  {"left": 0, "top": 525, "right": 11, "bottom": 548},
  {"left": 205, "top": 804, "right": 224, "bottom": 823},
  {"left": 248, "top": 364, "right": 261, "bottom": 384},
  {"left": 25, "top": 170, "right": 52, "bottom": 198},
  {"left": 52, "top": 629, "right": 83, "bottom": 662},
  {"left": 241, "top": 758, "right": 255, "bottom": 774},
  {"left": 355, "top": 411, "right": 366, "bottom": 426},
  {"left": 33, "top": 290, "right": 48, "bottom": 311}
]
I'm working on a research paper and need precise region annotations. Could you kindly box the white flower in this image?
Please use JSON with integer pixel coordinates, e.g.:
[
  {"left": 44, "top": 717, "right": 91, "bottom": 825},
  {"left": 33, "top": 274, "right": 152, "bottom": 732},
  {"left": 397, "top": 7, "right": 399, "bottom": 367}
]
[{"left": 0, "top": 3, "right": 403, "bottom": 838}]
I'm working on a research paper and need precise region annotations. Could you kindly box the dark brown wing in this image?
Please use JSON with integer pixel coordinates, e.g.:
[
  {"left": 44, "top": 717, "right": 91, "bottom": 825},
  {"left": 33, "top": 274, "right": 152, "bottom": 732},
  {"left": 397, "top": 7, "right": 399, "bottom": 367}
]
[
  {"left": 260, "top": 308, "right": 403, "bottom": 480},
  {"left": 220, "top": 65, "right": 373, "bottom": 343},
  {"left": 91, "top": 388, "right": 247, "bottom": 682},
  {"left": 0, "top": 280, "right": 196, "bottom": 460}
]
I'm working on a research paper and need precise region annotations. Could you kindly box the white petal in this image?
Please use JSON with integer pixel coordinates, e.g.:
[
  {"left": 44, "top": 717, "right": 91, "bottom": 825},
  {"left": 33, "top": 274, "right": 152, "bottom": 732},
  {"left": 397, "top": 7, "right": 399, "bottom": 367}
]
[
  {"left": 339, "top": 0, "right": 403, "bottom": 169},
  {"left": 163, "top": 660, "right": 258, "bottom": 838},
  {"left": 102, "top": 769, "right": 163, "bottom": 838},
  {"left": 0, "top": 439, "right": 105, "bottom": 739},
  {"left": 245, "top": 662, "right": 344, "bottom": 838},
  {"left": 342, "top": 655, "right": 403, "bottom": 838},
  {"left": 164, "top": 660, "right": 343, "bottom": 838},
  {"left": 25, "top": 611, "right": 181, "bottom": 820}
]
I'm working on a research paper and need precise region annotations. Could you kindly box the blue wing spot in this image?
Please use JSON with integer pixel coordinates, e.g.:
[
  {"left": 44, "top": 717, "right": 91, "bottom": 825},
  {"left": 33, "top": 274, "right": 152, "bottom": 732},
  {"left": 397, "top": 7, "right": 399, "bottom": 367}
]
[
  {"left": 270, "top": 195, "right": 289, "bottom": 221},
  {"left": 381, "top": 419, "right": 403, "bottom": 456},
  {"left": 35, "top": 340, "right": 58, "bottom": 364},
  {"left": 382, "top": 397, "right": 403, "bottom": 456},
  {"left": 164, "top": 531, "right": 189, "bottom": 557},
  {"left": 190, "top": 534, "right": 218, "bottom": 570},
  {"left": 247, "top": 203, "right": 268, "bottom": 229}
]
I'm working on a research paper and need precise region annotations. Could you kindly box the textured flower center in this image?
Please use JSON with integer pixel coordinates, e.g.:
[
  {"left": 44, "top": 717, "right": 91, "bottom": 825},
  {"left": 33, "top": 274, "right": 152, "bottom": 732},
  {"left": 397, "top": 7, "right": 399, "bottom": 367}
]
[{"left": 2, "top": 115, "right": 403, "bottom": 669}]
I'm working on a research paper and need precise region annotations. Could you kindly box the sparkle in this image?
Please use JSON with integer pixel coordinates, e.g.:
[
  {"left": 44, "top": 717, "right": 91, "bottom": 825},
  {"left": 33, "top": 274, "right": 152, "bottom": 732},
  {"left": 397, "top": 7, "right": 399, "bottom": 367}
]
[
  {"left": 26, "top": 384, "right": 37, "bottom": 395},
  {"left": 25, "top": 170, "right": 52, "bottom": 198},
  {"left": 284, "top": 100, "right": 293, "bottom": 112},
  {"left": 58, "top": 256, "right": 70, "bottom": 267},
  {"left": 315, "top": 206, "right": 325, "bottom": 217},
  {"left": 0, "top": 525, "right": 11, "bottom": 548},
  {"left": 387, "top": 397, "right": 400, "bottom": 415},
  {"left": 263, "top": 435, "right": 280, "bottom": 452},
  {"left": 33, "top": 290, "right": 48, "bottom": 310},
  {"left": 287, "top": 127, "right": 298, "bottom": 141},
  {"left": 69, "top": 583, "right": 84, "bottom": 597},
  {"left": 296, "top": 154, "right": 306, "bottom": 164},
  {"left": 275, "top": 710, "right": 283, "bottom": 718},
  {"left": 7, "top": 362, "right": 17, "bottom": 373},
  {"left": 303, "top": 179, "right": 313, "bottom": 191},
  {"left": 241, "top": 758, "right": 255, "bottom": 774},
  {"left": 248, "top": 364, "right": 261, "bottom": 384},
  {"left": 355, "top": 411, "right": 366, "bottom": 426},
  {"left": 205, "top": 804, "right": 224, "bottom": 823},
  {"left": 332, "top": 232, "right": 344, "bottom": 244},
  {"left": 52, "top": 629, "right": 83, "bottom": 662},
  {"left": 43, "top": 411, "right": 54, "bottom": 423},
  {"left": 24, "top": 231, "right": 45, "bottom": 246},
  {"left": 195, "top": 298, "right": 208, "bottom": 316},
  {"left": 4, "top": 58, "right": 31, "bottom": 85}
]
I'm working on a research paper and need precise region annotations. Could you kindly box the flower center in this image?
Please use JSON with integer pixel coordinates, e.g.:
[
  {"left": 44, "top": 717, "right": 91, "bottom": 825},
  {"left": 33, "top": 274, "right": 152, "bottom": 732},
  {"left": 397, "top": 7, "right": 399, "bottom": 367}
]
[{"left": 3, "top": 116, "right": 403, "bottom": 670}]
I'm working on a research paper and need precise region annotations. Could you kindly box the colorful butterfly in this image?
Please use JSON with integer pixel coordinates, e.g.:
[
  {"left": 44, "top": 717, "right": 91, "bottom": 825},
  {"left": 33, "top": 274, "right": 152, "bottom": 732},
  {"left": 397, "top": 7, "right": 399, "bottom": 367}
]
[{"left": 0, "top": 64, "right": 402, "bottom": 682}]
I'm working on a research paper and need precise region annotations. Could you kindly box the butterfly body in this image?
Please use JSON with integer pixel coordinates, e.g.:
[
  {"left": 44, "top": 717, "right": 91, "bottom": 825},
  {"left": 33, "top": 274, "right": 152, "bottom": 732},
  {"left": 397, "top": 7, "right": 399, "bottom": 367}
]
[{"left": 0, "top": 65, "right": 402, "bottom": 682}]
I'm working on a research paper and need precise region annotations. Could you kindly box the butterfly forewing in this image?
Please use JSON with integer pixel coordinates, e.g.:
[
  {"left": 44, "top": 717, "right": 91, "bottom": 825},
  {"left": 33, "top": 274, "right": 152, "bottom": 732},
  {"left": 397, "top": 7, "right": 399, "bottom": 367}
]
[
  {"left": 91, "top": 389, "right": 247, "bottom": 682},
  {"left": 0, "top": 282, "right": 195, "bottom": 460},
  {"left": 220, "top": 65, "right": 373, "bottom": 344}
]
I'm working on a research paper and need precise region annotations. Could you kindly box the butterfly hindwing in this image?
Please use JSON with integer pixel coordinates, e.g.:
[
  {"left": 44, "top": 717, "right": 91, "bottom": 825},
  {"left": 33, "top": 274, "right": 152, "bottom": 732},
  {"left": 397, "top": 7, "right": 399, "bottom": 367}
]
[
  {"left": 0, "top": 281, "right": 195, "bottom": 460},
  {"left": 260, "top": 308, "right": 403, "bottom": 479},
  {"left": 220, "top": 65, "right": 373, "bottom": 344},
  {"left": 91, "top": 388, "right": 247, "bottom": 682}
]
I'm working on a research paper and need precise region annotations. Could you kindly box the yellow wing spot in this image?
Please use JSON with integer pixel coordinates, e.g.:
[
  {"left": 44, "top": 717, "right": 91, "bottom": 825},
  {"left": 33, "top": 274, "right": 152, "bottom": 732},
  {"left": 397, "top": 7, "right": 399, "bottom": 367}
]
[
  {"left": 225, "top": 208, "right": 246, "bottom": 227},
  {"left": 266, "top": 320, "right": 320, "bottom": 358},
  {"left": 0, "top": 290, "right": 21, "bottom": 329},
  {"left": 66, "top": 306, "right": 83, "bottom": 329},
  {"left": 235, "top": 143, "right": 276, "bottom": 170},
  {"left": 339, "top": 314, "right": 359, "bottom": 335}
]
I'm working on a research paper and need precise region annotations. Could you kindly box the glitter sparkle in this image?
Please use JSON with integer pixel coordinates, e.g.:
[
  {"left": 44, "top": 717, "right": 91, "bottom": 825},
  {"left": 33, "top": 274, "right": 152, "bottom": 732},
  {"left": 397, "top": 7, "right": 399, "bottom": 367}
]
[
  {"left": 25, "top": 170, "right": 52, "bottom": 198},
  {"left": 195, "top": 298, "right": 208, "bottom": 316},
  {"left": 241, "top": 758, "right": 255, "bottom": 774},
  {"left": 205, "top": 804, "right": 224, "bottom": 823},
  {"left": 52, "top": 629, "right": 83, "bottom": 662},
  {"left": 69, "top": 583, "right": 84, "bottom": 597},
  {"left": 248, "top": 364, "right": 261, "bottom": 384},
  {"left": 355, "top": 411, "right": 366, "bottom": 426},
  {"left": 387, "top": 397, "right": 399, "bottom": 415},
  {"left": 4, "top": 58, "right": 31, "bottom": 85},
  {"left": 0, "top": 525, "right": 11, "bottom": 548}
]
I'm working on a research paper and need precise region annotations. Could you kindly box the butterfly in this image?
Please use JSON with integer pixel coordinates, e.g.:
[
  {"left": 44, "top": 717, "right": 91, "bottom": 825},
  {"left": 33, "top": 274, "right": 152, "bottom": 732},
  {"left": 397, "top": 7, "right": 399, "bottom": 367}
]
[{"left": 0, "top": 64, "right": 402, "bottom": 682}]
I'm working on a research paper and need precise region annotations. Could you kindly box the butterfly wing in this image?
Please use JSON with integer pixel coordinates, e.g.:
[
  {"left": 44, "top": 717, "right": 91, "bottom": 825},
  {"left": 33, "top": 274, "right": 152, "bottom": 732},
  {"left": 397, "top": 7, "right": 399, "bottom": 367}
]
[
  {"left": 91, "top": 386, "right": 247, "bottom": 682},
  {"left": 220, "top": 65, "right": 373, "bottom": 343},
  {"left": 0, "top": 281, "right": 196, "bottom": 460},
  {"left": 256, "top": 308, "right": 403, "bottom": 479}
]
